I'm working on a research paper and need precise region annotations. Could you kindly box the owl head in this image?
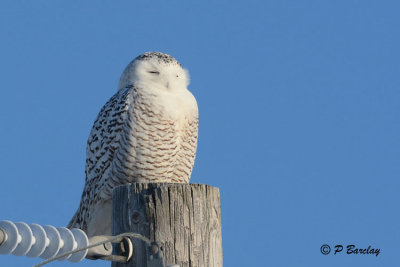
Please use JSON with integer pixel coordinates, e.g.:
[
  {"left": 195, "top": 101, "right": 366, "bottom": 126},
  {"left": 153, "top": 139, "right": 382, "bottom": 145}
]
[{"left": 118, "top": 52, "right": 190, "bottom": 91}]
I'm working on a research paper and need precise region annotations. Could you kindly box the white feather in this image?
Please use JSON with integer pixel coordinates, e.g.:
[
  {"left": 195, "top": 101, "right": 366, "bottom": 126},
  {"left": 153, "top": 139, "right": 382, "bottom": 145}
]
[{"left": 68, "top": 52, "right": 199, "bottom": 237}]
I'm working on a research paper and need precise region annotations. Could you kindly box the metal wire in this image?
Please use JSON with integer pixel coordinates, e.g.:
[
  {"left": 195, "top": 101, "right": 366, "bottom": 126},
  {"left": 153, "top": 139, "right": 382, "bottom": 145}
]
[{"left": 33, "top": 232, "right": 151, "bottom": 267}]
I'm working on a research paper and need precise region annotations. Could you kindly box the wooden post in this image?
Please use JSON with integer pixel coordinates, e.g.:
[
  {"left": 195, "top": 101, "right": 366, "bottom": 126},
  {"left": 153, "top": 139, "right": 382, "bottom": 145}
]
[{"left": 112, "top": 183, "right": 222, "bottom": 267}]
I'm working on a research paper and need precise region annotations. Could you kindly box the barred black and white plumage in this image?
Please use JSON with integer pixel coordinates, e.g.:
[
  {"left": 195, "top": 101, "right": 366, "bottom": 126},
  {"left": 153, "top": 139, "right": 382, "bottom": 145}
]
[{"left": 68, "top": 52, "right": 198, "bottom": 237}]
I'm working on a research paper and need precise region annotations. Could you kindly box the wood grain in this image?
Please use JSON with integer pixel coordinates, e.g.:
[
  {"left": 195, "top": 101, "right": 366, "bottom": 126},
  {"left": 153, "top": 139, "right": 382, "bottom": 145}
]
[{"left": 112, "top": 183, "right": 222, "bottom": 267}]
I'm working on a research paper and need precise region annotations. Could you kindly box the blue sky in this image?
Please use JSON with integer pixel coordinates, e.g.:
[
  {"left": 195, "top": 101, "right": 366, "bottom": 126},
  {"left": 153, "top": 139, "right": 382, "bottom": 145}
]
[{"left": 0, "top": 1, "right": 399, "bottom": 266}]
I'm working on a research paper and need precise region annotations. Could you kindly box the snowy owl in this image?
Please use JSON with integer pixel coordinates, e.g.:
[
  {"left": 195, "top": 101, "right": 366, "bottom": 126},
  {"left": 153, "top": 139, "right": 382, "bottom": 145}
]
[{"left": 68, "top": 52, "right": 198, "bottom": 237}]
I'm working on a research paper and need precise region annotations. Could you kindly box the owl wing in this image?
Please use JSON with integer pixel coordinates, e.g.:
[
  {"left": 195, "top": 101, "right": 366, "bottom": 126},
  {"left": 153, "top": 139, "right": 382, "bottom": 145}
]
[
  {"left": 174, "top": 114, "right": 199, "bottom": 182},
  {"left": 85, "top": 87, "right": 133, "bottom": 184},
  {"left": 68, "top": 86, "right": 134, "bottom": 230}
]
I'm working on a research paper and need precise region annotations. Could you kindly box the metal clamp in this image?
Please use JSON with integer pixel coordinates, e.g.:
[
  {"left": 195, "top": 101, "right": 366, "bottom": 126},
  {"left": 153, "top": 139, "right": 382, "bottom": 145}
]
[
  {"left": 87, "top": 237, "right": 179, "bottom": 267},
  {"left": 86, "top": 235, "right": 133, "bottom": 262}
]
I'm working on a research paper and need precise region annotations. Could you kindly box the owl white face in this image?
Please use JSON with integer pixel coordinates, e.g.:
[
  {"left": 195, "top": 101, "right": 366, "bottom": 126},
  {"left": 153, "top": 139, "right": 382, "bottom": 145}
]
[{"left": 118, "top": 52, "right": 190, "bottom": 92}]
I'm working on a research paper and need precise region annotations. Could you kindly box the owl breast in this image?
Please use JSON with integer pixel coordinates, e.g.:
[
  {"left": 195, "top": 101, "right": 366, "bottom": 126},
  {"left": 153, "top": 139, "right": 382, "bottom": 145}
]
[{"left": 102, "top": 86, "right": 198, "bottom": 197}]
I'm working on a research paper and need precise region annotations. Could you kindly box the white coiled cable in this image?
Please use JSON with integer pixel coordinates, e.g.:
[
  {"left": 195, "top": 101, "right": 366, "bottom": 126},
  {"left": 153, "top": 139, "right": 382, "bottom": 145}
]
[{"left": 0, "top": 220, "right": 88, "bottom": 262}]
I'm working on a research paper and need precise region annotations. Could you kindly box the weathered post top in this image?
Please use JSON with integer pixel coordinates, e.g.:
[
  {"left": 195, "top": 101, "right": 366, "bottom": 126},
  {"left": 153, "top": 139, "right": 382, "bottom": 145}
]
[{"left": 112, "top": 183, "right": 223, "bottom": 267}]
